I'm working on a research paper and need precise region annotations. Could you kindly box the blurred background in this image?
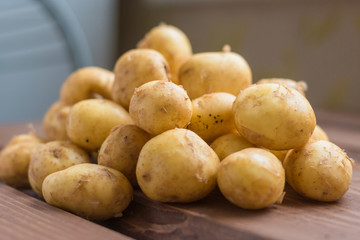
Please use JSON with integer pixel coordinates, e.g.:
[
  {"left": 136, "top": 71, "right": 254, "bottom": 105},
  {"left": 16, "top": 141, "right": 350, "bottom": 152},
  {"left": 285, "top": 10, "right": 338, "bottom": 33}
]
[{"left": 1, "top": 0, "right": 359, "bottom": 123}]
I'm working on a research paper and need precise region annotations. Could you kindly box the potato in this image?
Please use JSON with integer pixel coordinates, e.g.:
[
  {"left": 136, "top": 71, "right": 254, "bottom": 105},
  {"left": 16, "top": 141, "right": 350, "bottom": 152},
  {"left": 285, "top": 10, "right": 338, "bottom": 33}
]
[
  {"left": 210, "top": 133, "right": 254, "bottom": 160},
  {"left": 98, "top": 124, "right": 151, "bottom": 186},
  {"left": 257, "top": 78, "right": 308, "bottom": 96},
  {"left": 66, "top": 99, "right": 133, "bottom": 151},
  {"left": 179, "top": 45, "right": 252, "bottom": 99},
  {"left": 112, "top": 49, "right": 170, "bottom": 109},
  {"left": 60, "top": 67, "right": 114, "bottom": 105},
  {"left": 233, "top": 83, "right": 316, "bottom": 150},
  {"left": 187, "top": 92, "right": 236, "bottom": 143},
  {"left": 42, "top": 101, "right": 71, "bottom": 141},
  {"left": 268, "top": 149, "right": 289, "bottom": 163},
  {"left": 42, "top": 163, "right": 133, "bottom": 221},
  {"left": 137, "top": 23, "right": 192, "bottom": 84},
  {"left": 217, "top": 148, "right": 285, "bottom": 209},
  {"left": 283, "top": 140, "right": 353, "bottom": 202},
  {"left": 136, "top": 128, "right": 219, "bottom": 202},
  {"left": 0, "top": 133, "right": 43, "bottom": 188},
  {"left": 129, "top": 80, "right": 192, "bottom": 136},
  {"left": 310, "top": 125, "right": 329, "bottom": 141},
  {"left": 28, "top": 141, "right": 91, "bottom": 197}
]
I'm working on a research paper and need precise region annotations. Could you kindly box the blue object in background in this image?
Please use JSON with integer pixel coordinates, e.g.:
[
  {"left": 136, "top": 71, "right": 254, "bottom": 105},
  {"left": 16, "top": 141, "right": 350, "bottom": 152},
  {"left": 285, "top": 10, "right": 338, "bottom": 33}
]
[{"left": 0, "top": 0, "right": 92, "bottom": 123}]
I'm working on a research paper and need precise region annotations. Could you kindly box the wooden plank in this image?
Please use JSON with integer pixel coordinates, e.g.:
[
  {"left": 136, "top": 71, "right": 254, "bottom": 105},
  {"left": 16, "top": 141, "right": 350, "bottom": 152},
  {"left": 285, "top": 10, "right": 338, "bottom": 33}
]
[{"left": 0, "top": 182, "right": 131, "bottom": 240}]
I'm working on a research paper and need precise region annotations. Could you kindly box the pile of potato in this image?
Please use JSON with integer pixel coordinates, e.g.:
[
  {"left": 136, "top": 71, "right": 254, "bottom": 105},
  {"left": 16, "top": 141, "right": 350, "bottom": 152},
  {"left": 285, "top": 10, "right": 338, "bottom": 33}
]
[{"left": 0, "top": 24, "right": 354, "bottom": 220}]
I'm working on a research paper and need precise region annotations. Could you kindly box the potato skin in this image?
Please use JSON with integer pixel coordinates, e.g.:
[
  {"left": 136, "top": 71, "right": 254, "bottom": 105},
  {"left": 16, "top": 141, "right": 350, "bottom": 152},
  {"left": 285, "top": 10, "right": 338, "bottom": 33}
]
[
  {"left": 137, "top": 23, "right": 192, "bottom": 84},
  {"left": 136, "top": 129, "right": 220, "bottom": 202},
  {"left": 257, "top": 78, "right": 307, "bottom": 96},
  {"left": 179, "top": 50, "right": 252, "bottom": 99},
  {"left": 42, "top": 163, "right": 133, "bottom": 221},
  {"left": 28, "top": 141, "right": 91, "bottom": 197},
  {"left": 310, "top": 125, "right": 329, "bottom": 141},
  {"left": 66, "top": 99, "right": 133, "bottom": 151},
  {"left": 217, "top": 148, "right": 285, "bottom": 209},
  {"left": 60, "top": 67, "right": 114, "bottom": 105},
  {"left": 98, "top": 125, "right": 151, "bottom": 186},
  {"left": 187, "top": 92, "right": 236, "bottom": 143},
  {"left": 283, "top": 140, "right": 352, "bottom": 202},
  {"left": 210, "top": 133, "right": 254, "bottom": 160},
  {"left": 42, "top": 101, "right": 71, "bottom": 141},
  {"left": 129, "top": 80, "right": 192, "bottom": 136},
  {"left": 0, "top": 133, "right": 43, "bottom": 188},
  {"left": 233, "top": 83, "right": 316, "bottom": 150},
  {"left": 112, "top": 49, "right": 170, "bottom": 109}
]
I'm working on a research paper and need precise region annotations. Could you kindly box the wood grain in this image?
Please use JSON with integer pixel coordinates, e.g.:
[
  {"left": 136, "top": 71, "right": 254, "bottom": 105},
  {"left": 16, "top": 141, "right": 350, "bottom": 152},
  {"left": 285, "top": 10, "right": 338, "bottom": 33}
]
[
  {"left": 0, "top": 110, "right": 359, "bottom": 240},
  {"left": 0, "top": 182, "right": 131, "bottom": 240}
]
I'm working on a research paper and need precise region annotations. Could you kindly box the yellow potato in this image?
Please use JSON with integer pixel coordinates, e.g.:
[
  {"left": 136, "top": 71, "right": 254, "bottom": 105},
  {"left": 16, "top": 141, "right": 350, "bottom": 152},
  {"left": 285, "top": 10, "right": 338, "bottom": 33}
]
[
  {"left": 210, "top": 133, "right": 254, "bottom": 160},
  {"left": 42, "top": 101, "right": 71, "bottom": 141},
  {"left": 137, "top": 23, "right": 192, "bottom": 84},
  {"left": 112, "top": 49, "right": 170, "bottom": 109},
  {"left": 310, "top": 125, "right": 329, "bottom": 141},
  {"left": 136, "top": 128, "right": 219, "bottom": 202},
  {"left": 217, "top": 148, "right": 285, "bottom": 209},
  {"left": 268, "top": 149, "right": 289, "bottom": 163},
  {"left": 179, "top": 45, "right": 252, "bottom": 99},
  {"left": 98, "top": 124, "right": 151, "bottom": 186},
  {"left": 283, "top": 140, "right": 353, "bottom": 202},
  {"left": 66, "top": 99, "right": 133, "bottom": 151},
  {"left": 60, "top": 67, "right": 114, "bottom": 105},
  {"left": 42, "top": 163, "right": 133, "bottom": 221},
  {"left": 0, "top": 133, "right": 43, "bottom": 188},
  {"left": 187, "top": 92, "right": 236, "bottom": 143},
  {"left": 233, "top": 83, "right": 316, "bottom": 150},
  {"left": 28, "top": 141, "right": 91, "bottom": 197},
  {"left": 129, "top": 80, "right": 192, "bottom": 136},
  {"left": 257, "top": 78, "right": 308, "bottom": 96}
]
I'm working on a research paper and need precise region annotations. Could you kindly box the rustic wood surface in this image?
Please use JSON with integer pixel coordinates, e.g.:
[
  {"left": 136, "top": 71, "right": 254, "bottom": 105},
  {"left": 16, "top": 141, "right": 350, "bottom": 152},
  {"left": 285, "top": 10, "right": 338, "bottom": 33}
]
[{"left": 0, "top": 110, "right": 359, "bottom": 240}]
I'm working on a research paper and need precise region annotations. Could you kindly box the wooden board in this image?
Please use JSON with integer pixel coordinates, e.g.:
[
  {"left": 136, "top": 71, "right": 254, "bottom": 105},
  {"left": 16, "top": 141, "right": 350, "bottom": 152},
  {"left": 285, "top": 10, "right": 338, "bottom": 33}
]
[{"left": 0, "top": 110, "right": 359, "bottom": 240}]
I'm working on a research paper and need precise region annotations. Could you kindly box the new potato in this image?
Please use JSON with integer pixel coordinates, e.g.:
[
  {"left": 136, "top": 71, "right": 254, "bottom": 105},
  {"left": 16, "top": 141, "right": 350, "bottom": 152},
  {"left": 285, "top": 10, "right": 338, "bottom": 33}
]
[
  {"left": 210, "top": 132, "right": 254, "bottom": 160},
  {"left": 28, "top": 141, "right": 91, "bottom": 197},
  {"left": 283, "top": 140, "right": 353, "bottom": 202},
  {"left": 129, "top": 80, "right": 192, "bottom": 136},
  {"left": 66, "top": 99, "right": 133, "bottom": 151},
  {"left": 217, "top": 148, "right": 285, "bottom": 209},
  {"left": 257, "top": 78, "right": 308, "bottom": 96},
  {"left": 42, "top": 163, "right": 133, "bottom": 221},
  {"left": 60, "top": 67, "right": 114, "bottom": 105},
  {"left": 42, "top": 101, "right": 71, "bottom": 141},
  {"left": 98, "top": 124, "right": 151, "bottom": 186},
  {"left": 112, "top": 49, "right": 170, "bottom": 109},
  {"left": 0, "top": 133, "right": 43, "bottom": 188},
  {"left": 136, "top": 128, "right": 220, "bottom": 202},
  {"left": 187, "top": 92, "right": 236, "bottom": 143},
  {"left": 137, "top": 23, "right": 192, "bottom": 84},
  {"left": 233, "top": 83, "right": 316, "bottom": 150},
  {"left": 179, "top": 45, "right": 252, "bottom": 99}
]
